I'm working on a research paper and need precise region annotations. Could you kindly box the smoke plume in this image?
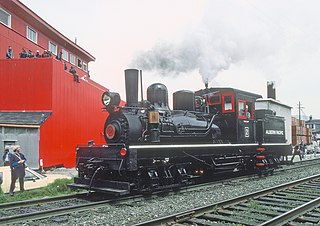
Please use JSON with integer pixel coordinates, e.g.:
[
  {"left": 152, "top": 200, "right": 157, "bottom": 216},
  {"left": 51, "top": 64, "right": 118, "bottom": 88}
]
[
  {"left": 131, "top": 27, "right": 243, "bottom": 84},
  {"left": 130, "top": 1, "right": 282, "bottom": 86}
]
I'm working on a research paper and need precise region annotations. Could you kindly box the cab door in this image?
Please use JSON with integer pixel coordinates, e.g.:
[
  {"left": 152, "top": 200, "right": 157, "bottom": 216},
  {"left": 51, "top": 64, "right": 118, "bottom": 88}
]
[{"left": 237, "top": 100, "right": 255, "bottom": 143}]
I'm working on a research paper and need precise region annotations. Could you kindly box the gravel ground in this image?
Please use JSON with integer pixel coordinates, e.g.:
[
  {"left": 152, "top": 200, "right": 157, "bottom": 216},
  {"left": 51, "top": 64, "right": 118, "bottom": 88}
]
[
  {"left": 26, "top": 159, "right": 320, "bottom": 226},
  {"left": 44, "top": 167, "right": 78, "bottom": 178}
]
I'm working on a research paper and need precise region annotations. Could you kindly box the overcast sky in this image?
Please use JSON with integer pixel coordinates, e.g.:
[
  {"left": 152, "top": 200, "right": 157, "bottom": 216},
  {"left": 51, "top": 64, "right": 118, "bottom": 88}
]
[{"left": 20, "top": 0, "right": 320, "bottom": 119}]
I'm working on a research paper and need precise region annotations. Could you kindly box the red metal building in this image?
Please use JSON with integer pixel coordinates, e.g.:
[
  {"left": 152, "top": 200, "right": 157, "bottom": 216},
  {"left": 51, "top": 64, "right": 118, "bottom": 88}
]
[{"left": 0, "top": 1, "right": 108, "bottom": 168}]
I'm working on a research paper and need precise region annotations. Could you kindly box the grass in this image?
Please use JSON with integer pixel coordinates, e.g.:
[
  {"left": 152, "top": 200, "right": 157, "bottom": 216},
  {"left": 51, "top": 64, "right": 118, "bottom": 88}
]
[{"left": 0, "top": 178, "right": 76, "bottom": 204}]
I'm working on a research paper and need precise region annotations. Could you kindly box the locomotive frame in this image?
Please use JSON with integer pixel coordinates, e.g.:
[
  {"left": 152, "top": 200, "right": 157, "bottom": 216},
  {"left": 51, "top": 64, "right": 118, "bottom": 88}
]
[{"left": 70, "top": 69, "right": 292, "bottom": 195}]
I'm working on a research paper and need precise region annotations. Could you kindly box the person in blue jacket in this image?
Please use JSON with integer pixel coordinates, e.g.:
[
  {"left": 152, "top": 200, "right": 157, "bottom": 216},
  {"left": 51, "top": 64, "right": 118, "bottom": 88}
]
[{"left": 9, "top": 146, "right": 26, "bottom": 196}]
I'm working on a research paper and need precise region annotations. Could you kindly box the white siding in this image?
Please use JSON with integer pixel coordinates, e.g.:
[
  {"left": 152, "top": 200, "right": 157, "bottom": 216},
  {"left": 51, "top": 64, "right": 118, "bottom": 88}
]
[{"left": 256, "top": 99, "right": 292, "bottom": 145}]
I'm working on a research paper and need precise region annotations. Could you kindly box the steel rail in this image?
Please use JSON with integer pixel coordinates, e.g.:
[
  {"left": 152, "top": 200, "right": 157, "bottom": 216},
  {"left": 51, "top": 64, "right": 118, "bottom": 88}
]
[
  {"left": 0, "top": 194, "right": 143, "bottom": 224},
  {"left": 0, "top": 192, "right": 88, "bottom": 209},
  {"left": 133, "top": 174, "right": 320, "bottom": 226},
  {"left": 260, "top": 197, "right": 320, "bottom": 226}
]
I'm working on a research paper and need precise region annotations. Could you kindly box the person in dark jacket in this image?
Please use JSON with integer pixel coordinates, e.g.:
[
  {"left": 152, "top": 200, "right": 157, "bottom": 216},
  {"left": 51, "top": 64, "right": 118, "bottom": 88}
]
[
  {"left": 6, "top": 46, "right": 14, "bottom": 59},
  {"left": 28, "top": 50, "right": 34, "bottom": 58},
  {"left": 291, "top": 143, "right": 302, "bottom": 162},
  {"left": 56, "top": 50, "right": 62, "bottom": 61},
  {"left": 69, "top": 66, "right": 80, "bottom": 83},
  {"left": 9, "top": 146, "right": 26, "bottom": 196},
  {"left": 2, "top": 147, "right": 10, "bottom": 166},
  {"left": 19, "top": 48, "right": 28, "bottom": 58},
  {"left": 35, "top": 50, "right": 41, "bottom": 58}
]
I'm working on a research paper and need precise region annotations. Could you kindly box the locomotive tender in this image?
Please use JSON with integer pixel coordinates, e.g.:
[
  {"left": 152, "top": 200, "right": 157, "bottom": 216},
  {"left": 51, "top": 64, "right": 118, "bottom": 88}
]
[{"left": 71, "top": 69, "right": 292, "bottom": 195}]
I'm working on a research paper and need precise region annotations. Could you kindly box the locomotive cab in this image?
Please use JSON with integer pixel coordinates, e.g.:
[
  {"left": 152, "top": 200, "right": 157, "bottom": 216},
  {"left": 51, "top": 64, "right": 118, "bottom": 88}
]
[{"left": 195, "top": 88, "right": 262, "bottom": 144}]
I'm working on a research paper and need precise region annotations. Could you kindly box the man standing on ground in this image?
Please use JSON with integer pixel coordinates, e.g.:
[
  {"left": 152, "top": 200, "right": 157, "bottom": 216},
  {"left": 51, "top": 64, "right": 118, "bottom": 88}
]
[
  {"left": 291, "top": 143, "right": 303, "bottom": 162},
  {"left": 9, "top": 146, "right": 26, "bottom": 196},
  {"left": 2, "top": 147, "right": 10, "bottom": 166}
]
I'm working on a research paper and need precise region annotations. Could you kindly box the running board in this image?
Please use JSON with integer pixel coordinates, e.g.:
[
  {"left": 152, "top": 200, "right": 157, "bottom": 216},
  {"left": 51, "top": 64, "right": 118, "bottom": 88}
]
[
  {"left": 68, "top": 183, "right": 129, "bottom": 195},
  {"left": 69, "top": 177, "right": 130, "bottom": 195}
]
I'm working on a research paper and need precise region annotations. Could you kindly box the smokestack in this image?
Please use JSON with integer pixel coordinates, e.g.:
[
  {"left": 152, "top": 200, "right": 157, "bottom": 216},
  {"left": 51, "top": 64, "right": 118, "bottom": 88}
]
[
  {"left": 124, "top": 69, "right": 139, "bottom": 106},
  {"left": 140, "top": 70, "right": 144, "bottom": 101},
  {"left": 205, "top": 79, "right": 208, "bottom": 90},
  {"left": 267, "top": 81, "right": 276, "bottom": 100}
]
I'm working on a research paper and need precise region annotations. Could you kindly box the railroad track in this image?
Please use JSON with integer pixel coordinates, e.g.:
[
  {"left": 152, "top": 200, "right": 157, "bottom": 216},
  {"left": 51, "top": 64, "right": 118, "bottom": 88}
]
[
  {"left": 0, "top": 191, "right": 143, "bottom": 225},
  {"left": 135, "top": 174, "right": 320, "bottom": 225},
  {"left": 1, "top": 158, "right": 319, "bottom": 225}
]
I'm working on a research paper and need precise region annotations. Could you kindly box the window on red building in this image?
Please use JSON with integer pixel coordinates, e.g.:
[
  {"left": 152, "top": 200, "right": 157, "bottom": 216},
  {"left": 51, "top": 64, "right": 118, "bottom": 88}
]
[
  {"left": 62, "top": 49, "right": 68, "bottom": 61},
  {"left": 27, "top": 26, "right": 37, "bottom": 43},
  {"left": 70, "top": 54, "right": 75, "bottom": 65},
  {"left": 0, "top": 7, "right": 11, "bottom": 28},
  {"left": 49, "top": 41, "right": 57, "bottom": 55},
  {"left": 83, "top": 62, "right": 88, "bottom": 72}
]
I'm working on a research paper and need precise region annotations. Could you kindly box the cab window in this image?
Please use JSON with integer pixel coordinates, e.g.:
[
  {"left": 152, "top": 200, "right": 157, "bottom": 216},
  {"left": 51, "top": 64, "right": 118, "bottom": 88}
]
[
  {"left": 222, "top": 93, "right": 235, "bottom": 113},
  {"left": 238, "top": 100, "right": 246, "bottom": 118},
  {"left": 238, "top": 100, "right": 254, "bottom": 120},
  {"left": 246, "top": 102, "right": 253, "bottom": 119},
  {"left": 208, "top": 94, "right": 221, "bottom": 105}
]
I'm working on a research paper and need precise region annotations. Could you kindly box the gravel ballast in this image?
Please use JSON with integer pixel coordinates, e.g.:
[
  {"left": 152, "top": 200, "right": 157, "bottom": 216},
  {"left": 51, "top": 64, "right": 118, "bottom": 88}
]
[{"left": 27, "top": 159, "right": 320, "bottom": 225}]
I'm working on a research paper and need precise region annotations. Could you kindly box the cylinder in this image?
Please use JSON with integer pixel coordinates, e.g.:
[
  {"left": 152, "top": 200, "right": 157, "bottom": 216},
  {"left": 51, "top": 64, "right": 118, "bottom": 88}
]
[{"left": 124, "top": 69, "right": 139, "bottom": 106}]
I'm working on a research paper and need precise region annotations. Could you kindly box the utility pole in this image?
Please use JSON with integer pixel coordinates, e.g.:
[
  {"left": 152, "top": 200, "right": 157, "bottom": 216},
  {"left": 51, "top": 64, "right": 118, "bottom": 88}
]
[{"left": 297, "top": 101, "right": 304, "bottom": 127}]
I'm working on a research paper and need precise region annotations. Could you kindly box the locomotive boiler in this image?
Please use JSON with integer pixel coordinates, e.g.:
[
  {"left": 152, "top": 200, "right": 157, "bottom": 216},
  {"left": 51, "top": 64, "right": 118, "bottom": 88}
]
[{"left": 70, "top": 69, "right": 292, "bottom": 195}]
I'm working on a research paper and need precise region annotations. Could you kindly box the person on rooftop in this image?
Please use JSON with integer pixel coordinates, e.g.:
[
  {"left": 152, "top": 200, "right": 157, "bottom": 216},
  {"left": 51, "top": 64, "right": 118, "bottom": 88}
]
[
  {"left": 35, "top": 50, "right": 41, "bottom": 58},
  {"left": 56, "top": 50, "right": 62, "bottom": 61},
  {"left": 6, "top": 46, "right": 14, "bottom": 59},
  {"left": 19, "top": 48, "right": 28, "bottom": 58},
  {"left": 28, "top": 50, "right": 34, "bottom": 58},
  {"left": 69, "top": 66, "right": 80, "bottom": 83},
  {"left": 42, "top": 50, "right": 48, "bottom": 57}
]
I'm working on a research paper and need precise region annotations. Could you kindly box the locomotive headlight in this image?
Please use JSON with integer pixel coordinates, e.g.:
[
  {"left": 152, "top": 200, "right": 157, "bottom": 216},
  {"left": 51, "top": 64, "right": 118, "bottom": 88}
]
[
  {"left": 101, "top": 91, "right": 121, "bottom": 109},
  {"left": 102, "top": 92, "right": 111, "bottom": 106}
]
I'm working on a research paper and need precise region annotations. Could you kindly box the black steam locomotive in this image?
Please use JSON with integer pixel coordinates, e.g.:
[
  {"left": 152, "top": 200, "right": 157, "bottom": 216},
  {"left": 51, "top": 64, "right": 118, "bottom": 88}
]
[{"left": 70, "top": 69, "right": 292, "bottom": 195}]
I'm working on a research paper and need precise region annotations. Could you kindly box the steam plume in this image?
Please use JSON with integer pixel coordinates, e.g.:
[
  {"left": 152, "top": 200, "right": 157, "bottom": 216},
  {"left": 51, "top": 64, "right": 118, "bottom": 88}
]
[
  {"left": 130, "top": 1, "right": 282, "bottom": 86},
  {"left": 131, "top": 27, "right": 243, "bottom": 84}
]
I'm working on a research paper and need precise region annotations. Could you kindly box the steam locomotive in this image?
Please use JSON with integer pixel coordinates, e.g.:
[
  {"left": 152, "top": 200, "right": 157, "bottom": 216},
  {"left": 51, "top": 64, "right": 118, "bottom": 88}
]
[{"left": 70, "top": 69, "right": 292, "bottom": 195}]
